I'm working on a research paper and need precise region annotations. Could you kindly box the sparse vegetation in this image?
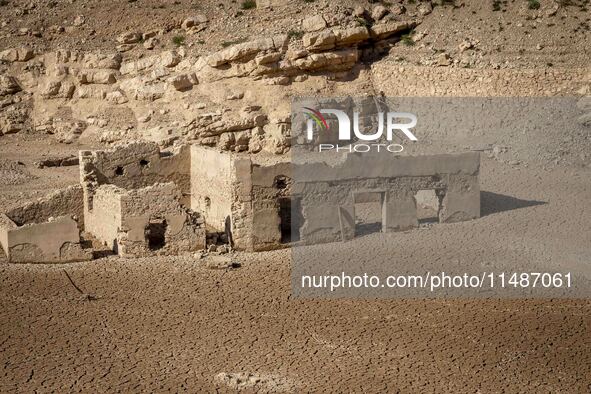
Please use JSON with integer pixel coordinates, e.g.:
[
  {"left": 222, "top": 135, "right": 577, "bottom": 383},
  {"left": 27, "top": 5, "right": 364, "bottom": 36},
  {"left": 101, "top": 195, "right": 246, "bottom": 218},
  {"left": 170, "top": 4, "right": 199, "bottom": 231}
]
[
  {"left": 355, "top": 17, "right": 372, "bottom": 28},
  {"left": 303, "top": 0, "right": 316, "bottom": 3},
  {"left": 492, "top": 0, "right": 509, "bottom": 11},
  {"left": 287, "top": 30, "right": 304, "bottom": 40},
  {"left": 241, "top": 0, "right": 256, "bottom": 9},
  {"left": 172, "top": 35, "right": 185, "bottom": 46},
  {"left": 221, "top": 38, "right": 248, "bottom": 47},
  {"left": 400, "top": 32, "right": 415, "bottom": 46},
  {"left": 527, "top": 0, "right": 540, "bottom": 9}
]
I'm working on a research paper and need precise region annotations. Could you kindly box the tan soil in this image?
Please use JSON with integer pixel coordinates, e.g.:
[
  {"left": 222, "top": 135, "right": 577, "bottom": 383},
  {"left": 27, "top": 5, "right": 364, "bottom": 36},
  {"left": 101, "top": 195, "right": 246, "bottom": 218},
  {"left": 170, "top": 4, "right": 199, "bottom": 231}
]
[
  {"left": 0, "top": 0, "right": 590, "bottom": 392},
  {"left": 0, "top": 135, "right": 590, "bottom": 392}
]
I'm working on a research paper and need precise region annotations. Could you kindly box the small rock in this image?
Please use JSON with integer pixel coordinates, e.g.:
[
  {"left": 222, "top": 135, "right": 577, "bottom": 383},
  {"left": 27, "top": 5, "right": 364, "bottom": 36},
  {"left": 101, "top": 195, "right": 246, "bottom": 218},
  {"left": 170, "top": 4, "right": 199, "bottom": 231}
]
[
  {"left": 371, "top": 5, "right": 388, "bottom": 21},
  {"left": 226, "top": 91, "right": 244, "bottom": 100},
  {"left": 458, "top": 39, "right": 475, "bottom": 52},
  {"left": 417, "top": 2, "right": 433, "bottom": 16},
  {"left": 182, "top": 14, "right": 208, "bottom": 29},
  {"left": 546, "top": 4, "right": 559, "bottom": 17},
  {"left": 205, "top": 256, "right": 240, "bottom": 270},
  {"left": 301, "top": 15, "right": 327, "bottom": 32},
  {"left": 73, "top": 15, "right": 85, "bottom": 26},
  {"left": 352, "top": 6, "right": 366, "bottom": 17},
  {"left": 116, "top": 32, "right": 141, "bottom": 44},
  {"left": 138, "top": 114, "right": 151, "bottom": 123},
  {"left": 436, "top": 52, "right": 451, "bottom": 66},
  {"left": 391, "top": 4, "right": 406, "bottom": 15},
  {"left": 143, "top": 37, "right": 158, "bottom": 49}
]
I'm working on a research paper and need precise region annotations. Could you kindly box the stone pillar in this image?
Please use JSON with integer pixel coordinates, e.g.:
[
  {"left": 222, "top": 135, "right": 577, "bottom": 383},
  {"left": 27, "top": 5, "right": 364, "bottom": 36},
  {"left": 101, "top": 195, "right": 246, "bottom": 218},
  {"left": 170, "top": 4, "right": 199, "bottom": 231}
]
[{"left": 383, "top": 193, "right": 418, "bottom": 231}]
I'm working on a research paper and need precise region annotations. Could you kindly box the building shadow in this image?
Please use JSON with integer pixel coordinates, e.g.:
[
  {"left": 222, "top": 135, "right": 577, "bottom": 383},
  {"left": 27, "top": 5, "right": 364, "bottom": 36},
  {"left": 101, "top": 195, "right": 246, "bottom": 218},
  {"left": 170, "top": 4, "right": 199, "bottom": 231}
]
[{"left": 480, "top": 191, "right": 546, "bottom": 217}]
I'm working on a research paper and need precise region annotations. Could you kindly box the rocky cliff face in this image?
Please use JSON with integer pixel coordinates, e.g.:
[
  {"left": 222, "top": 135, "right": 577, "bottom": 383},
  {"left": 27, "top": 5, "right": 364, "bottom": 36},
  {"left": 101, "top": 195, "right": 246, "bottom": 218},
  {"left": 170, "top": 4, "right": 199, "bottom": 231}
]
[{"left": 0, "top": 0, "right": 589, "bottom": 158}]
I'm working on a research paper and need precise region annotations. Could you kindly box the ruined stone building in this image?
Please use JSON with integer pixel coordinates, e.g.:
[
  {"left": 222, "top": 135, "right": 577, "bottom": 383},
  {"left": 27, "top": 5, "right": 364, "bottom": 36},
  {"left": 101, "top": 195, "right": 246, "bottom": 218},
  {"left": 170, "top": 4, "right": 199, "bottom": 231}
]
[
  {"left": 79, "top": 142, "right": 205, "bottom": 257},
  {"left": 0, "top": 142, "right": 480, "bottom": 262},
  {"left": 0, "top": 186, "right": 92, "bottom": 263},
  {"left": 191, "top": 147, "right": 480, "bottom": 251}
]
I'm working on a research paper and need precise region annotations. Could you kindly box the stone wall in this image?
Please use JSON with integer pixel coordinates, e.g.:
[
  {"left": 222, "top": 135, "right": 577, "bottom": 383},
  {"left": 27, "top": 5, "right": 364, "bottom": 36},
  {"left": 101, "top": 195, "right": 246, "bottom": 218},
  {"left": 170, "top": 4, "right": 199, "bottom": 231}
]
[
  {"left": 118, "top": 183, "right": 205, "bottom": 257},
  {"left": 0, "top": 186, "right": 91, "bottom": 263},
  {"left": 294, "top": 152, "right": 480, "bottom": 244},
  {"left": 189, "top": 148, "right": 480, "bottom": 251},
  {"left": 80, "top": 143, "right": 205, "bottom": 256},
  {"left": 190, "top": 146, "right": 235, "bottom": 232}
]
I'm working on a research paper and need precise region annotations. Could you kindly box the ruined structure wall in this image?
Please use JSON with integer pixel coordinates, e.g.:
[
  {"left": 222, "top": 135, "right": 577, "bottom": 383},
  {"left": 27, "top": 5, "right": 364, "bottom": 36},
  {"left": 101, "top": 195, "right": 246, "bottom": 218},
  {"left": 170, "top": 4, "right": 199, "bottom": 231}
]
[
  {"left": 4, "top": 185, "right": 84, "bottom": 228},
  {"left": 80, "top": 142, "right": 190, "bottom": 196},
  {"left": 0, "top": 216, "right": 91, "bottom": 263},
  {"left": 190, "top": 146, "right": 235, "bottom": 232},
  {"left": 85, "top": 185, "right": 123, "bottom": 251},
  {"left": 80, "top": 142, "right": 192, "bottom": 245},
  {"left": 294, "top": 152, "right": 481, "bottom": 245},
  {"left": 117, "top": 182, "right": 205, "bottom": 257},
  {"left": 248, "top": 162, "right": 292, "bottom": 251}
]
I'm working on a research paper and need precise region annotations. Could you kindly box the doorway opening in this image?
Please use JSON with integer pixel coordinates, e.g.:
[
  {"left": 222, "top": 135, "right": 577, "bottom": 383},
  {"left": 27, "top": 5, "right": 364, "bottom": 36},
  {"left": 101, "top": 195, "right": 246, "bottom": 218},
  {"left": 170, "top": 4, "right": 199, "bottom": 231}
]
[
  {"left": 414, "top": 189, "right": 443, "bottom": 225},
  {"left": 278, "top": 197, "right": 304, "bottom": 243},
  {"left": 146, "top": 219, "right": 167, "bottom": 250},
  {"left": 354, "top": 191, "right": 385, "bottom": 236}
]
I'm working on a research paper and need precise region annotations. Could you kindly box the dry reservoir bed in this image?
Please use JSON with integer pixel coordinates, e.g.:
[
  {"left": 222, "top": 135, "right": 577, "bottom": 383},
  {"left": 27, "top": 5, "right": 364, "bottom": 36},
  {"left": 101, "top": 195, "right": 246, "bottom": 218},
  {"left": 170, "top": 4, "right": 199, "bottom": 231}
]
[{"left": 0, "top": 156, "right": 590, "bottom": 392}]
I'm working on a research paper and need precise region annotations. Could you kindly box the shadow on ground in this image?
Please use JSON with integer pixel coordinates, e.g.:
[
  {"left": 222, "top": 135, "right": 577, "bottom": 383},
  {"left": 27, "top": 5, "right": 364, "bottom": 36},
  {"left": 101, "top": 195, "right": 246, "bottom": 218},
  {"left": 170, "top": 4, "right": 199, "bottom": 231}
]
[{"left": 480, "top": 191, "right": 546, "bottom": 217}]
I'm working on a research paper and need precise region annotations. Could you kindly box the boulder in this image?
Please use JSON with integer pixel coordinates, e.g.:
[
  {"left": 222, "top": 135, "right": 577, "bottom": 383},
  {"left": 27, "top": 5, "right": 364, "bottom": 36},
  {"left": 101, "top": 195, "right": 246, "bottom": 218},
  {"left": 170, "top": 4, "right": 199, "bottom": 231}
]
[
  {"left": 160, "top": 50, "right": 182, "bottom": 67},
  {"left": 0, "top": 76, "right": 21, "bottom": 96},
  {"left": 371, "top": 5, "right": 389, "bottom": 20},
  {"left": 303, "top": 30, "right": 337, "bottom": 52},
  {"left": 116, "top": 32, "right": 141, "bottom": 44},
  {"left": 78, "top": 70, "right": 117, "bottom": 84},
  {"left": 0, "top": 47, "right": 34, "bottom": 62},
  {"left": 334, "top": 27, "right": 370, "bottom": 46},
  {"left": 81, "top": 52, "right": 122, "bottom": 69},
  {"left": 302, "top": 15, "right": 327, "bottom": 32},
  {"left": 169, "top": 74, "right": 193, "bottom": 91},
  {"left": 369, "top": 20, "right": 416, "bottom": 40}
]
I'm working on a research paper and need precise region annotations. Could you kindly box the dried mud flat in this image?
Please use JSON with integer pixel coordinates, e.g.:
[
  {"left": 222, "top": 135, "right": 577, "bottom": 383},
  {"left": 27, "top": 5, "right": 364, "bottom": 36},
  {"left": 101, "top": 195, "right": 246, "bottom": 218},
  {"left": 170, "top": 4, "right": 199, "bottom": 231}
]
[
  {"left": 0, "top": 137, "right": 590, "bottom": 393},
  {"left": 0, "top": 0, "right": 590, "bottom": 391}
]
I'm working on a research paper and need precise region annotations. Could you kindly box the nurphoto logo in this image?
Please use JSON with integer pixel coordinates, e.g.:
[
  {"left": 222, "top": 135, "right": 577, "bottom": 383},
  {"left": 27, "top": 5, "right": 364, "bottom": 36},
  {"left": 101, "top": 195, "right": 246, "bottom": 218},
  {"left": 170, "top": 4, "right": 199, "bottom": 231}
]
[{"left": 303, "top": 107, "right": 418, "bottom": 153}]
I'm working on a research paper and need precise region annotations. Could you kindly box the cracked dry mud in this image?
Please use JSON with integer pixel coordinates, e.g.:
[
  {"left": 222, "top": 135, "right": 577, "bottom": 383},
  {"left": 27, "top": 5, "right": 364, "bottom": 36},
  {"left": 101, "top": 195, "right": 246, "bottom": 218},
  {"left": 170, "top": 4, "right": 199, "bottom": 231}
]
[
  {"left": 0, "top": 137, "right": 589, "bottom": 392},
  {"left": 0, "top": 0, "right": 590, "bottom": 391}
]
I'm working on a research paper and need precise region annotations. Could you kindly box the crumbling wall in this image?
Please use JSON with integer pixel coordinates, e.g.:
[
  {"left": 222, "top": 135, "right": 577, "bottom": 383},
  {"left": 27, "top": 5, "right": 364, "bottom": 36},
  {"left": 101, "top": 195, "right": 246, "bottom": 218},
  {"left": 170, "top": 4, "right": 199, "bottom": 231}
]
[
  {"left": 294, "top": 152, "right": 480, "bottom": 244},
  {"left": 191, "top": 147, "right": 480, "bottom": 251},
  {"left": 190, "top": 146, "right": 235, "bottom": 232},
  {"left": 80, "top": 141, "right": 192, "bottom": 236},
  {"left": 249, "top": 162, "right": 292, "bottom": 251},
  {"left": 4, "top": 185, "right": 84, "bottom": 228},
  {"left": 82, "top": 180, "right": 205, "bottom": 257},
  {"left": 0, "top": 187, "right": 91, "bottom": 263},
  {"left": 84, "top": 184, "right": 124, "bottom": 252},
  {"left": 118, "top": 182, "right": 205, "bottom": 257}
]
